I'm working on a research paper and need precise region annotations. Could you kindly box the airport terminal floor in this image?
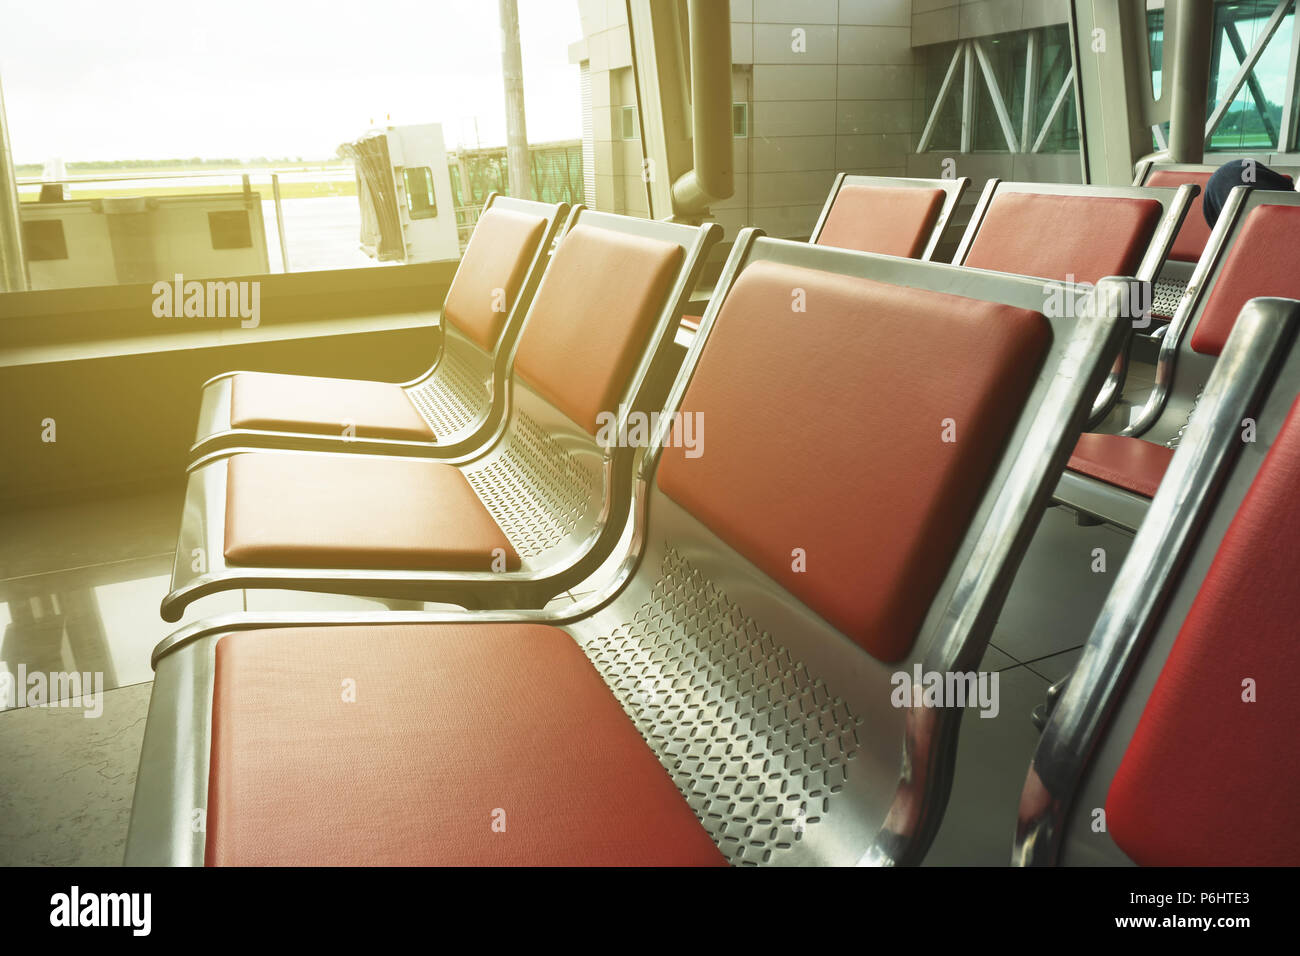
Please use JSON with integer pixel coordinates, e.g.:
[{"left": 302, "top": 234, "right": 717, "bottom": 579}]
[{"left": 0, "top": 0, "right": 1296, "bottom": 937}]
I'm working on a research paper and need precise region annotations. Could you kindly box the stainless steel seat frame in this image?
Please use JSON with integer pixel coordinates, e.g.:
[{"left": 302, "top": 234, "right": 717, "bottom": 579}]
[
  {"left": 160, "top": 210, "right": 721, "bottom": 621},
  {"left": 1016, "top": 295, "right": 1300, "bottom": 866},
  {"left": 1053, "top": 188, "right": 1300, "bottom": 531},
  {"left": 954, "top": 177, "right": 1198, "bottom": 429},
  {"left": 131, "top": 230, "right": 1128, "bottom": 866},
  {"left": 187, "top": 193, "right": 569, "bottom": 464}
]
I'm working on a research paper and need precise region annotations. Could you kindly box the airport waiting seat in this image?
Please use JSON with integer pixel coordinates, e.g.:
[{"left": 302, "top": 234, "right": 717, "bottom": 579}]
[
  {"left": 951, "top": 179, "right": 1197, "bottom": 427},
  {"left": 952, "top": 179, "right": 1190, "bottom": 285},
  {"left": 809, "top": 173, "right": 969, "bottom": 259},
  {"left": 159, "top": 210, "right": 720, "bottom": 622},
  {"left": 1132, "top": 159, "right": 1298, "bottom": 321},
  {"left": 127, "top": 229, "right": 1129, "bottom": 866},
  {"left": 188, "top": 193, "right": 567, "bottom": 463},
  {"left": 1056, "top": 189, "right": 1300, "bottom": 531},
  {"left": 1014, "top": 294, "right": 1300, "bottom": 866},
  {"left": 679, "top": 174, "right": 969, "bottom": 331}
]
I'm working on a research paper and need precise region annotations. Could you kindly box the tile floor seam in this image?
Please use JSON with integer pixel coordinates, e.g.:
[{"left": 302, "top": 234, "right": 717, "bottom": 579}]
[{"left": 0, "top": 551, "right": 179, "bottom": 586}]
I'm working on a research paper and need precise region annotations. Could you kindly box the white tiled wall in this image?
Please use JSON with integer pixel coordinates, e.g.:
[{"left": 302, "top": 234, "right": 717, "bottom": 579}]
[{"left": 575, "top": 0, "right": 1075, "bottom": 239}]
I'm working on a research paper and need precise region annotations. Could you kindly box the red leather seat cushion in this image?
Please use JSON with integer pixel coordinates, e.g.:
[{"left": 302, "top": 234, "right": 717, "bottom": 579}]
[
  {"left": 656, "top": 260, "right": 1048, "bottom": 661},
  {"left": 229, "top": 371, "right": 434, "bottom": 442},
  {"left": 223, "top": 451, "right": 519, "bottom": 571},
  {"left": 512, "top": 224, "right": 683, "bottom": 434},
  {"left": 814, "top": 184, "right": 946, "bottom": 258},
  {"left": 1106, "top": 398, "right": 1300, "bottom": 865},
  {"left": 1066, "top": 432, "right": 1174, "bottom": 499},
  {"left": 443, "top": 206, "right": 548, "bottom": 352},
  {"left": 1146, "top": 170, "right": 1213, "bottom": 263},
  {"left": 1190, "top": 203, "right": 1300, "bottom": 356},
  {"left": 205, "top": 623, "right": 726, "bottom": 866},
  {"left": 963, "top": 192, "right": 1163, "bottom": 283}
]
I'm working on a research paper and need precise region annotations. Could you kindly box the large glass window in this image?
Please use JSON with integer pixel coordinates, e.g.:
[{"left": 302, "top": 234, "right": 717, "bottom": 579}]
[
  {"left": 973, "top": 33, "right": 1026, "bottom": 151},
  {"left": 921, "top": 41, "right": 963, "bottom": 151},
  {"left": 1150, "top": 0, "right": 1299, "bottom": 153},
  {"left": 918, "top": 25, "right": 1079, "bottom": 155},
  {"left": 1206, "top": 0, "right": 1295, "bottom": 151},
  {"left": 1149, "top": 7, "right": 1165, "bottom": 100},
  {"left": 0, "top": 1, "right": 581, "bottom": 291}
]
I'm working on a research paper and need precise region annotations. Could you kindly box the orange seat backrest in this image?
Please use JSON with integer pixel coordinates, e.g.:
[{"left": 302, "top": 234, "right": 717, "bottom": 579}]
[
  {"left": 443, "top": 206, "right": 548, "bottom": 352},
  {"left": 1107, "top": 396, "right": 1300, "bottom": 865},
  {"left": 512, "top": 224, "right": 683, "bottom": 434},
  {"left": 656, "top": 260, "right": 1049, "bottom": 661},
  {"left": 815, "top": 184, "right": 946, "bottom": 258},
  {"left": 963, "top": 192, "right": 1162, "bottom": 284},
  {"left": 1190, "top": 203, "right": 1300, "bottom": 356}
]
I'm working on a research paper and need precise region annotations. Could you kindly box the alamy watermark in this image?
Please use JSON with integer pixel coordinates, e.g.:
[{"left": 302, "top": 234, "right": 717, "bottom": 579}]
[
  {"left": 0, "top": 664, "right": 104, "bottom": 717},
  {"left": 1043, "top": 274, "right": 1152, "bottom": 329},
  {"left": 50, "top": 886, "right": 150, "bottom": 936},
  {"left": 594, "top": 403, "right": 704, "bottom": 458},
  {"left": 890, "top": 664, "right": 1000, "bottom": 719},
  {"left": 152, "top": 273, "right": 260, "bottom": 328}
]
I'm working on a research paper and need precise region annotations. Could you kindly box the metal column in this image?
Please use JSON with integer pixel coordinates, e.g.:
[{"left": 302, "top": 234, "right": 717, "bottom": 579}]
[{"left": 0, "top": 75, "right": 28, "bottom": 292}]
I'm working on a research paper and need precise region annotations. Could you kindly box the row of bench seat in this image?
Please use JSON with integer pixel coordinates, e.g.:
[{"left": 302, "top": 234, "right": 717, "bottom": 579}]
[
  {"left": 190, "top": 194, "right": 566, "bottom": 462},
  {"left": 160, "top": 177, "right": 1195, "bottom": 623},
  {"left": 165, "top": 207, "right": 718, "bottom": 619},
  {"left": 1134, "top": 159, "right": 1300, "bottom": 321},
  {"left": 132, "top": 220, "right": 1127, "bottom": 865},
  {"left": 127, "top": 169, "right": 1300, "bottom": 866},
  {"left": 1060, "top": 187, "right": 1300, "bottom": 531}
]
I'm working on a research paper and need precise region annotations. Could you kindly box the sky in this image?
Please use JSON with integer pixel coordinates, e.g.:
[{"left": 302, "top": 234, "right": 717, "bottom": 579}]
[{"left": 0, "top": 0, "right": 584, "bottom": 164}]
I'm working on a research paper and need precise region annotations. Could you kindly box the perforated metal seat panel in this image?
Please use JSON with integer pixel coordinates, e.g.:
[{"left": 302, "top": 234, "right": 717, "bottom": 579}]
[
  {"left": 1150, "top": 276, "right": 1186, "bottom": 320},
  {"left": 463, "top": 408, "right": 601, "bottom": 560},
  {"left": 579, "top": 547, "right": 863, "bottom": 865},
  {"left": 405, "top": 348, "right": 493, "bottom": 436}
]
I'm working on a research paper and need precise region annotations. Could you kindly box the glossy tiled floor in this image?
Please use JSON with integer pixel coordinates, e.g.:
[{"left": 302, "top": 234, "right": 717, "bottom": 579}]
[
  {"left": 0, "top": 488, "right": 174, "bottom": 864},
  {"left": 0, "top": 464, "right": 1131, "bottom": 865},
  {"left": 1, "top": 486, "right": 244, "bottom": 711}
]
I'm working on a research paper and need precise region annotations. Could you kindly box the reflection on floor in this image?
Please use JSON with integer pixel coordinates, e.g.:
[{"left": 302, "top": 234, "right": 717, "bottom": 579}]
[
  {"left": 0, "top": 467, "right": 1133, "bottom": 865},
  {"left": 1, "top": 556, "right": 245, "bottom": 701},
  {"left": 0, "top": 486, "right": 182, "bottom": 864}
]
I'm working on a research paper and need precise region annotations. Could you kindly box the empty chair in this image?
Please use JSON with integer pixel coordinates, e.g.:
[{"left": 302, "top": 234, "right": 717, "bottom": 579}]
[
  {"left": 1057, "top": 188, "right": 1300, "bottom": 532},
  {"left": 679, "top": 174, "right": 968, "bottom": 332},
  {"left": 160, "top": 211, "right": 720, "bottom": 622},
  {"left": 128, "top": 228, "right": 1129, "bottom": 866},
  {"left": 953, "top": 179, "right": 1191, "bottom": 286},
  {"left": 810, "top": 173, "right": 969, "bottom": 259},
  {"left": 1015, "top": 294, "right": 1300, "bottom": 866},
  {"left": 952, "top": 178, "right": 1197, "bottom": 427},
  {"left": 189, "top": 194, "right": 567, "bottom": 462}
]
